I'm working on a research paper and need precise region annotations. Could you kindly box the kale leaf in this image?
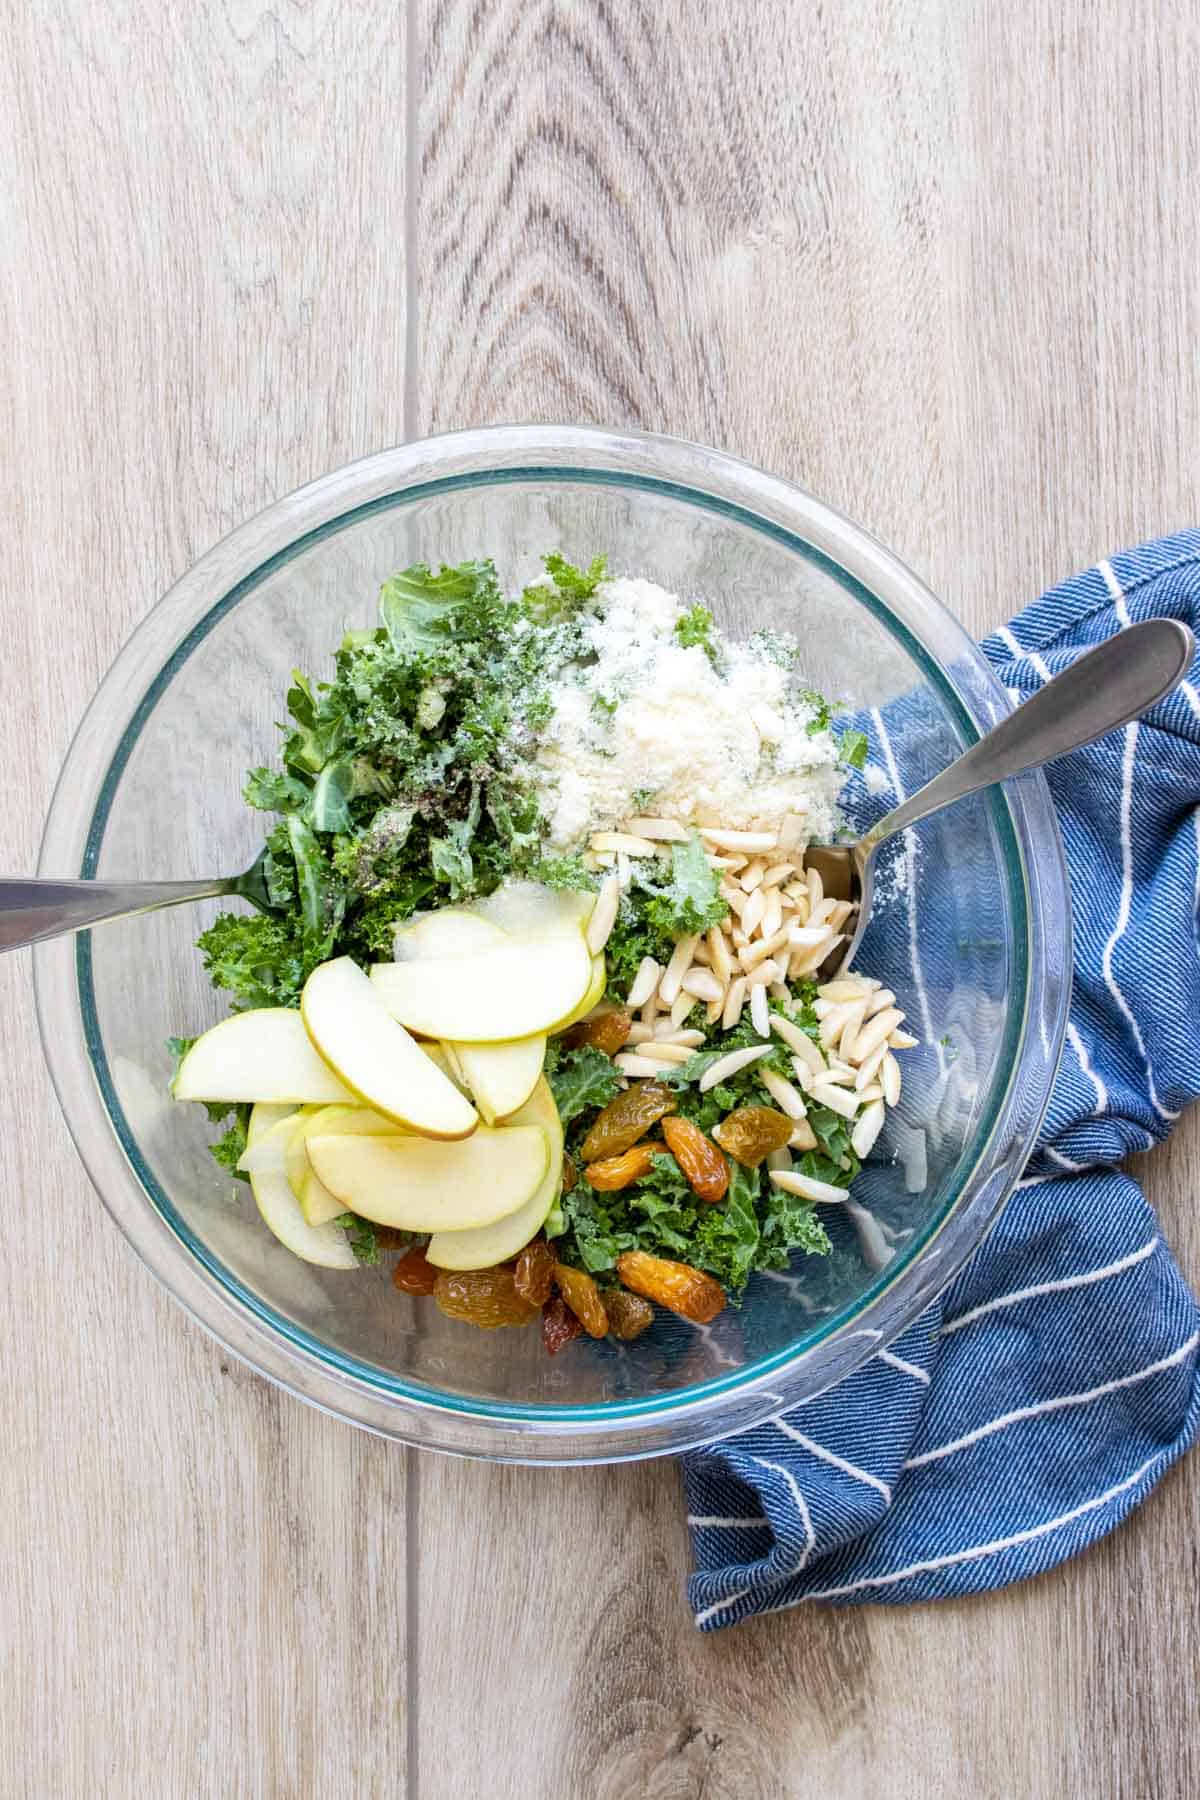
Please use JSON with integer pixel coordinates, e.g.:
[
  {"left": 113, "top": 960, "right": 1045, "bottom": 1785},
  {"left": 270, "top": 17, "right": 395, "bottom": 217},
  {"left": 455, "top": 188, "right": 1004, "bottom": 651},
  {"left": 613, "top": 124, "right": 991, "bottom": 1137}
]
[
  {"left": 545, "top": 1044, "right": 622, "bottom": 1129},
  {"left": 196, "top": 912, "right": 309, "bottom": 1010},
  {"left": 838, "top": 728, "right": 869, "bottom": 770},
  {"left": 641, "top": 832, "right": 729, "bottom": 938}
]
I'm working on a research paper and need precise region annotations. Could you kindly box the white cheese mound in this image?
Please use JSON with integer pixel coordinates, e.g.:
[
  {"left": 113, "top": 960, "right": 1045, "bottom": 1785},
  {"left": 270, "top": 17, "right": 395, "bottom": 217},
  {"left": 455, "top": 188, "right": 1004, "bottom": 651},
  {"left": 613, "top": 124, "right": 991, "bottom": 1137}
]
[{"left": 532, "top": 576, "right": 845, "bottom": 851}]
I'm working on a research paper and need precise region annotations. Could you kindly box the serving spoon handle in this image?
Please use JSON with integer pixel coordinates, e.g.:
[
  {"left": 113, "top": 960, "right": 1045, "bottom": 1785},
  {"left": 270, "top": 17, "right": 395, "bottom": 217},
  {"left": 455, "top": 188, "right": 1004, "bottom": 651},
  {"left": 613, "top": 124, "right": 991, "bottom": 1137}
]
[{"left": 0, "top": 849, "right": 278, "bottom": 954}]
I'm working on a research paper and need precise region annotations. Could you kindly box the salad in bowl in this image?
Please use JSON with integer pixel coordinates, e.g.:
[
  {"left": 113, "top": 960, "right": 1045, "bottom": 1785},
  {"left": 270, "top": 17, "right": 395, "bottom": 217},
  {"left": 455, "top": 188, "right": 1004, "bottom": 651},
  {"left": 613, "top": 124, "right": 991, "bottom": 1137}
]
[{"left": 169, "top": 553, "right": 915, "bottom": 1355}]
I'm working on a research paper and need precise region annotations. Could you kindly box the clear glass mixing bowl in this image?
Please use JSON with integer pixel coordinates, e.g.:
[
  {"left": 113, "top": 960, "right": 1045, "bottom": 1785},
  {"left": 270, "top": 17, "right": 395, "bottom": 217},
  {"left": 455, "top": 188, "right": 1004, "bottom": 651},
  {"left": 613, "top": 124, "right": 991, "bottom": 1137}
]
[{"left": 34, "top": 426, "right": 1070, "bottom": 1461}]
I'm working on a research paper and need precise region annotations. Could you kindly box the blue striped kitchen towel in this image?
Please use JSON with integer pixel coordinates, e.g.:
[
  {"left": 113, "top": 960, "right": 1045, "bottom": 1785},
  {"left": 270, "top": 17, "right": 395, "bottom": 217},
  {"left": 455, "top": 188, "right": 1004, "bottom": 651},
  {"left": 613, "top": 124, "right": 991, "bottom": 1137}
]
[{"left": 685, "top": 528, "right": 1200, "bottom": 1629}]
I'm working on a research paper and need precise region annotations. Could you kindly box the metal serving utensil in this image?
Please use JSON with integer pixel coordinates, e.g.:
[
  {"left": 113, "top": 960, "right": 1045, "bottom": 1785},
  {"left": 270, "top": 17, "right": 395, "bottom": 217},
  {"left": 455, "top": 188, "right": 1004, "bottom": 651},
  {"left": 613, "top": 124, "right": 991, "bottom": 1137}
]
[
  {"left": 0, "top": 850, "right": 279, "bottom": 954},
  {"left": 804, "top": 617, "right": 1195, "bottom": 979}
]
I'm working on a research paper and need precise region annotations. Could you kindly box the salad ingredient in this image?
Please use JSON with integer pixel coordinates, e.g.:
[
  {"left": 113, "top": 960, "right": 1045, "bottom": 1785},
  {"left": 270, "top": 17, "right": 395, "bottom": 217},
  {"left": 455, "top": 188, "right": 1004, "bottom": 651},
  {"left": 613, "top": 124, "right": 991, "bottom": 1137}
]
[
  {"left": 173, "top": 1009, "right": 353, "bottom": 1106},
  {"left": 449, "top": 1035, "right": 545, "bottom": 1126},
  {"left": 561, "top": 1007, "right": 633, "bottom": 1056},
  {"left": 393, "top": 908, "right": 507, "bottom": 959},
  {"left": 553, "top": 1263, "right": 609, "bottom": 1339},
  {"left": 711, "top": 1106, "right": 795, "bottom": 1168},
  {"left": 531, "top": 576, "right": 844, "bottom": 850},
  {"left": 301, "top": 955, "right": 478, "bottom": 1137},
  {"left": 243, "top": 1103, "right": 358, "bottom": 1269},
  {"left": 541, "top": 1295, "right": 583, "bottom": 1354},
  {"left": 392, "top": 1244, "right": 440, "bottom": 1295},
  {"left": 601, "top": 1289, "right": 655, "bottom": 1341},
  {"left": 425, "top": 1077, "right": 563, "bottom": 1270},
  {"left": 513, "top": 1238, "right": 557, "bottom": 1307},
  {"left": 661, "top": 1115, "right": 730, "bottom": 1203},
  {"left": 369, "top": 927, "right": 593, "bottom": 1041},
  {"left": 578, "top": 1082, "right": 677, "bottom": 1163},
  {"left": 584, "top": 1143, "right": 661, "bottom": 1191},
  {"left": 616, "top": 1250, "right": 726, "bottom": 1324},
  {"left": 306, "top": 1123, "right": 549, "bottom": 1232},
  {"left": 432, "top": 1267, "right": 539, "bottom": 1329}
]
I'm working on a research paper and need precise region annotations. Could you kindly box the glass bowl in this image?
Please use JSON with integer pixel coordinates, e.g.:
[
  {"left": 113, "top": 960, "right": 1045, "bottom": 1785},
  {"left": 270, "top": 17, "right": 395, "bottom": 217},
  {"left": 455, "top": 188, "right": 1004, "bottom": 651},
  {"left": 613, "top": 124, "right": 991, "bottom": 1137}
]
[{"left": 34, "top": 426, "right": 1070, "bottom": 1462}]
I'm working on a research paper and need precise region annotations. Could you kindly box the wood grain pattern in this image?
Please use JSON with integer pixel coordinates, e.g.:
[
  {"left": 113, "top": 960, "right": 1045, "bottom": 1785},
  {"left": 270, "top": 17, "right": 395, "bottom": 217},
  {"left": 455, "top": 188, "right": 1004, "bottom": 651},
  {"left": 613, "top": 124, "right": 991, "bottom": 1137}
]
[
  {"left": 416, "top": 2, "right": 1200, "bottom": 1797},
  {"left": 2, "top": 0, "right": 1199, "bottom": 1794}
]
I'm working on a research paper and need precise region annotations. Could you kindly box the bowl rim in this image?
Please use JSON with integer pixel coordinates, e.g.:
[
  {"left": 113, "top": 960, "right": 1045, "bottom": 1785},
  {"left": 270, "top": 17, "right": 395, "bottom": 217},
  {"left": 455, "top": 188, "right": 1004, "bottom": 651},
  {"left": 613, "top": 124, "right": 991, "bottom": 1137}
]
[{"left": 34, "top": 423, "right": 1071, "bottom": 1461}]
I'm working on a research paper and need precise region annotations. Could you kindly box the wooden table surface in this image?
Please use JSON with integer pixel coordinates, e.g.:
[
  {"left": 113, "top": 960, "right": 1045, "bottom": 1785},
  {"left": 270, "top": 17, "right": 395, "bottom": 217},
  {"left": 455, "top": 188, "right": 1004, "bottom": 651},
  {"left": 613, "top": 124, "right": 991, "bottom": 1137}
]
[{"left": 3, "top": 3, "right": 1198, "bottom": 1795}]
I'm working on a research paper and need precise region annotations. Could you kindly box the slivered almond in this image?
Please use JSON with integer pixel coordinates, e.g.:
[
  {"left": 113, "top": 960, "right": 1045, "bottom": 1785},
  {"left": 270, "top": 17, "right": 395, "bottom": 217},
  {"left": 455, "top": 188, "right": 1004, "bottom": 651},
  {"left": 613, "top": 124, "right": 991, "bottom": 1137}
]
[
  {"left": 771, "top": 1015, "right": 825, "bottom": 1070},
  {"left": 721, "top": 883, "right": 747, "bottom": 918},
  {"left": 708, "top": 853, "right": 747, "bottom": 870},
  {"left": 624, "top": 817, "right": 689, "bottom": 842},
  {"left": 739, "top": 859, "right": 766, "bottom": 893},
  {"left": 745, "top": 961, "right": 780, "bottom": 988},
  {"left": 783, "top": 879, "right": 810, "bottom": 905},
  {"left": 669, "top": 993, "right": 697, "bottom": 1031},
  {"left": 777, "top": 812, "right": 806, "bottom": 851},
  {"left": 626, "top": 957, "right": 662, "bottom": 1010},
  {"left": 761, "top": 891, "right": 783, "bottom": 943},
  {"left": 625, "top": 1022, "right": 654, "bottom": 1045},
  {"left": 681, "top": 967, "right": 723, "bottom": 1003},
  {"left": 828, "top": 900, "right": 856, "bottom": 931},
  {"left": 766, "top": 1145, "right": 794, "bottom": 1173},
  {"left": 738, "top": 924, "right": 792, "bottom": 972},
  {"left": 636, "top": 1041, "right": 695, "bottom": 1066},
  {"left": 791, "top": 934, "right": 843, "bottom": 975},
  {"left": 707, "top": 926, "right": 733, "bottom": 984},
  {"left": 819, "top": 998, "right": 866, "bottom": 1051},
  {"left": 817, "top": 975, "right": 871, "bottom": 1002},
  {"left": 889, "top": 1028, "right": 919, "bottom": 1049},
  {"left": 846, "top": 1008, "right": 904, "bottom": 1065},
  {"left": 758, "top": 1067, "right": 808, "bottom": 1119},
  {"left": 854, "top": 1041, "right": 889, "bottom": 1091},
  {"left": 750, "top": 982, "right": 771, "bottom": 1037},
  {"left": 809, "top": 1082, "right": 859, "bottom": 1120},
  {"left": 721, "top": 975, "right": 748, "bottom": 1030},
  {"left": 857, "top": 1083, "right": 884, "bottom": 1103},
  {"left": 698, "top": 1043, "right": 775, "bottom": 1092},
  {"left": 614, "top": 1053, "right": 673, "bottom": 1078},
  {"left": 640, "top": 992, "right": 660, "bottom": 1026},
  {"left": 769, "top": 982, "right": 791, "bottom": 1004},
  {"left": 865, "top": 988, "right": 897, "bottom": 1018},
  {"left": 807, "top": 896, "right": 839, "bottom": 928},
  {"left": 882, "top": 1052, "right": 902, "bottom": 1106},
  {"left": 701, "top": 828, "right": 777, "bottom": 852},
  {"left": 706, "top": 996, "right": 724, "bottom": 1025},
  {"left": 655, "top": 1025, "right": 705, "bottom": 1047},
  {"left": 592, "top": 850, "right": 615, "bottom": 867},
  {"left": 814, "top": 1064, "right": 856, "bottom": 1088},
  {"left": 790, "top": 924, "right": 833, "bottom": 950},
  {"left": 788, "top": 1118, "right": 818, "bottom": 1151},
  {"left": 590, "top": 831, "right": 661, "bottom": 856},
  {"left": 770, "top": 1168, "right": 846, "bottom": 1204},
  {"left": 586, "top": 874, "right": 621, "bottom": 953},
  {"left": 691, "top": 940, "right": 712, "bottom": 967},
  {"left": 851, "top": 1100, "right": 886, "bottom": 1159},
  {"left": 741, "top": 888, "right": 766, "bottom": 936},
  {"left": 806, "top": 866, "right": 824, "bottom": 908},
  {"left": 731, "top": 924, "right": 749, "bottom": 949},
  {"left": 790, "top": 1057, "right": 815, "bottom": 1093},
  {"left": 617, "top": 849, "right": 632, "bottom": 888},
  {"left": 659, "top": 934, "right": 700, "bottom": 1006},
  {"left": 761, "top": 862, "right": 794, "bottom": 888}
]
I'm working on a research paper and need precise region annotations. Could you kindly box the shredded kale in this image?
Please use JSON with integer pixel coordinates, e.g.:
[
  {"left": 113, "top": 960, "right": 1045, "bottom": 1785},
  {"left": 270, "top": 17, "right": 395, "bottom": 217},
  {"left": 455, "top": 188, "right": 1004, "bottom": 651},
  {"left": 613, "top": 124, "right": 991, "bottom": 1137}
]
[
  {"left": 639, "top": 832, "right": 729, "bottom": 939},
  {"left": 209, "top": 1110, "right": 252, "bottom": 1182},
  {"left": 675, "top": 602, "right": 717, "bottom": 664},
  {"left": 338, "top": 1214, "right": 381, "bottom": 1265},
  {"left": 196, "top": 913, "right": 309, "bottom": 1011},
  {"left": 545, "top": 1044, "right": 622, "bottom": 1129},
  {"left": 838, "top": 728, "right": 869, "bottom": 770}
]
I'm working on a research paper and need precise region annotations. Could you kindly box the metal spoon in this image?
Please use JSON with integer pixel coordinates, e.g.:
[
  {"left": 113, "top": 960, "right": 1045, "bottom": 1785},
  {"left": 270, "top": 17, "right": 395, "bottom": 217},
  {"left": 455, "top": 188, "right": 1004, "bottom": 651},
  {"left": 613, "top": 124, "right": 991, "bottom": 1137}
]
[
  {"left": 3, "top": 618, "right": 1192, "bottom": 960},
  {"left": 804, "top": 616, "right": 1195, "bottom": 978}
]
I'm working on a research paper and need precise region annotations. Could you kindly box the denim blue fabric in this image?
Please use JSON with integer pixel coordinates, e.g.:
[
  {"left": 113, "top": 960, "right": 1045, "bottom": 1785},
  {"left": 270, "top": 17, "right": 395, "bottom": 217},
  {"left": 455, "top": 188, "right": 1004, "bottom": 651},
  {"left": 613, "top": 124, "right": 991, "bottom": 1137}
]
[{"left": 685, "top": 530, "right": 1200, "bottom": 1630}]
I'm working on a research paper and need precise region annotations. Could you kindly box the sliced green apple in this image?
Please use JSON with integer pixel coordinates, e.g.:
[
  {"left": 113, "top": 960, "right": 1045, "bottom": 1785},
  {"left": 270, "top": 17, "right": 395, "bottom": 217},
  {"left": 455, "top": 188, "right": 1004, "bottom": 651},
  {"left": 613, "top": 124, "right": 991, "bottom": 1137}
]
[
  {"left": 394, "top": 908, "right": 508, "bottom": 960},
  {"left": 243, "top": 1101, "right": 357, "bottom": 1269},
  {"left": 554, "top": 954, "right": 607, "bottom": 1032},
  {"left": 300, "top": 956, "right": 477, "bottom": 1138},
  {"left": 426, "top": 1077, "right": 563, "bottom": 1269},
  {"left": 173, "top": 1009, "right": 354, "bottom": 1106},
  {"left": 369, "top": 928, "right": 593, "bottom": 1043},
  {"left": 306, "top": 1123, "right": 549, "bottom": 1232},
  {"left": 290, "top": 1103, "right": 399, "bottom": 1228},
  {"left": 472, "top": 880, "right": 595, "bottom": 937},
  {"left": 446, "top": 1034, "right": 545, "bottom": 1125}
]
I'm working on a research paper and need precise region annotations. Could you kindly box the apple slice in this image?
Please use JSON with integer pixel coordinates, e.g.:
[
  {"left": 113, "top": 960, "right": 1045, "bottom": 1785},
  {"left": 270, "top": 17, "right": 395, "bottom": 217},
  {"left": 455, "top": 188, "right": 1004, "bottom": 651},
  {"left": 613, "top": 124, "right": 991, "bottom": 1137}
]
[
  {"left": 446, "top": 1035, "right": 545, "bottom": 1125},
  {"left": 472, "top": 880, "right": 595, "bottom": 937},
  {"left": 306, "top": 1123, "right": 549, "bottom": 1231},
  {"left": 394, "top": 908, "right": 507, "bottom": 960},
  {"left": 369, "top": 928, "right": 593, "bottom": 1042},
  {"left": 300, "top": 956, "right": 477, "bottom": 1138},
  {"left": 173, "top": 1009, "right": 354, "bottom": 1106},
  {"left": 290, "top": 1103, "right": 399, "bottom": 1228},
  {"left": 426, "top": 1077, "right": 563, "bottom": 1269},
  {"left": 243, "top": 1102, "right": 357, "bottom": 1269},
  {"left": 554, "top": 954, "right": 607, "bottom": 1032}
]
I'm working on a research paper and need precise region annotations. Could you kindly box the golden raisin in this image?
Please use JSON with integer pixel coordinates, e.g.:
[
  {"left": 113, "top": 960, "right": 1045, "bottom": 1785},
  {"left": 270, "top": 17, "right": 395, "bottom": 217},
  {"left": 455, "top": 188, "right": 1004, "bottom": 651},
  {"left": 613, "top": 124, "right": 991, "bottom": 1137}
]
[
  {"left": 553, "top": 1262, "right": 610, "bottom": 1338},
  {"left": 513, "top": 1237, "right": 556, "bottom": 1308},
  {"left": 662, "top": 1115, "right": 730, "bottom": 1203},
  {"left": 561, "top": 1153, "right": 578, "bottom": 1195},
  {"left": 712, "top": 1106, "right": 795, "bottom": 1169},
  {"left": 585, "top": 1142, "right": 659, "bottom": 1191},
  {"left": 579, "top": 1081, "right": 677, "bottom": 1163},
  {"left": 561, "top": 1007, "right": 633, "bottom": 1055},
  {"left": 433, "top": 1267, "right": 539, "bottom": 1329},
  {"left": 602, "top": 1288, "right": 655, "bottom": 1341},
  {"left": 542, "top": 1295, "right": 583, "bottom": 1355},
  {"left": 391, "top": 1244, "right": 438, "bottom": 1295},
  {"left": 616, "top": 1250, "right": 726, "bottom": 1324}
]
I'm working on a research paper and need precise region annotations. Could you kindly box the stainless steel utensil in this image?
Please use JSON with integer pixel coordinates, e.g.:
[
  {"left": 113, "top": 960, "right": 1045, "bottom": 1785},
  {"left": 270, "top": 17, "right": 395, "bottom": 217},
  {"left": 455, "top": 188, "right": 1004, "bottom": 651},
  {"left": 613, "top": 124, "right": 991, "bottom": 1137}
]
[
  {"left": 805, "top": 617, "right": 1195, "bottom": 977},
  {"left": 0, "top": 851, "right": 277, "bottom": 953}
]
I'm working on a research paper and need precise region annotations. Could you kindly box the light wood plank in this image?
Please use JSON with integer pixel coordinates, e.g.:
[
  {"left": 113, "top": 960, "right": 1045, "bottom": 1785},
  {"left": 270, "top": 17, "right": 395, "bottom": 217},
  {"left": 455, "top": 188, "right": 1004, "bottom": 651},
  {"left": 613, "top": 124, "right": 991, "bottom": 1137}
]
[
  {"left": 0, "top": 4, "right": 411, "bottom": 1794},
  {"left": 415, "top": 2, "right": 1200, "bottom": 1796}
]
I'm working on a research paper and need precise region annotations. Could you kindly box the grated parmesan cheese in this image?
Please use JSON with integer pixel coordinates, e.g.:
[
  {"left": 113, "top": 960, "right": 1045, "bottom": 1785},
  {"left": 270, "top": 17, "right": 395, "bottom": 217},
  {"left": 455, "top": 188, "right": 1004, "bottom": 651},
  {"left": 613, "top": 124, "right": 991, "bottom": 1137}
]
[{"left": 531, "top": 576, "right": 845, "bottom": 850}]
